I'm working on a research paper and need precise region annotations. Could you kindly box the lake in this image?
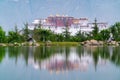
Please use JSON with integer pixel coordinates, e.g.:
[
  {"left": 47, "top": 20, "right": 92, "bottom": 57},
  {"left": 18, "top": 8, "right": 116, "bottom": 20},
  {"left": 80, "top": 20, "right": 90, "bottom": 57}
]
[{"left": 0, "top": 46, "right": 120, "bottom": 80}]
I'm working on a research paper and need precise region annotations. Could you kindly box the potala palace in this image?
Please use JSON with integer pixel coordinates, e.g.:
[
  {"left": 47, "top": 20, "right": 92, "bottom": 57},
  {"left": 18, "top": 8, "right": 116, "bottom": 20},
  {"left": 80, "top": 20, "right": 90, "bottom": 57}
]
[{"left": 28, "top": 15, "right": 108, "bottom": 35}]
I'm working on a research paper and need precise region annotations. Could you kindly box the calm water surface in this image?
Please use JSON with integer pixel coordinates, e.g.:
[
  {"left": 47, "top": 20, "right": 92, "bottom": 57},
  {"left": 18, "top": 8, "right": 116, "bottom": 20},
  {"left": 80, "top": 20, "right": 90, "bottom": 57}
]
[{"left": 0, "top": 46, "right": 120, "bottom": 80}]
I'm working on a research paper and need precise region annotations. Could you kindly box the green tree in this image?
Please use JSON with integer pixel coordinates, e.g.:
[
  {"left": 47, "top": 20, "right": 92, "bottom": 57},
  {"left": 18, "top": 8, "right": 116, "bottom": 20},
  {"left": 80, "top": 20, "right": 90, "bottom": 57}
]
[
  {"left": 0, "top": 26, "right": 6, "bottom": 43},
  {"left": 92, "top": 18, "right": 99, "bottom": 40},
  {"left": 110, "top": 22, "right": 120, "bottom": 41},
  {"left": 55, "top": 33, "right": 64, "bottom": 42},
  {"left": 33, "top": 28, "right": 53, "bottom": 42},
  {"left": 99, "top": 29, "right": 110, "bottom": 41},
  {"left": 75, "top": 31, "right": 87, "bottom": 42},
  {"left": 62, "top": 19, "right": 71, "bottom": 41},
  {"left": 8, "top": 26, "right": 24, "bottom": 43},
  {"left": 63, "top": 27, "right": 71, "bottom": 41},
  {"left": 23, "top": 23, "right": 29, "bottom": 41}
]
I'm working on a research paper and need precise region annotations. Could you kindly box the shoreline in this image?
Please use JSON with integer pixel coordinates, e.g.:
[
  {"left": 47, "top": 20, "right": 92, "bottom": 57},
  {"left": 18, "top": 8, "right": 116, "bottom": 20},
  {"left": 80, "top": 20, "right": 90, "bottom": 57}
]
[
  {"left": 0, "top": 42, "right": 80, "bottom": 47},
  {"left": 0, "top": 40, "right": 120, "bottom": 47}
]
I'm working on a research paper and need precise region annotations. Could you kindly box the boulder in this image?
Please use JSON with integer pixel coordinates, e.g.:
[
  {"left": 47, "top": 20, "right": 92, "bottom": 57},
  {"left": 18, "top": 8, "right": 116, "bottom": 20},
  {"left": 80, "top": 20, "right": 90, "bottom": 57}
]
[
  {"left": 111, "top": 41, "right": 116, "bottom": 45},
  {"left": 90, "top": 39, "right": 99, "bottom": 46},
  {"left": 83, "top": 39, "right": 103, "bottom": 46},
  {"left": 84, "top": 40, "right": 90, "bottom": 44},
  {"left": 0, "top": 43, "right": 7, "bottom": 46}
]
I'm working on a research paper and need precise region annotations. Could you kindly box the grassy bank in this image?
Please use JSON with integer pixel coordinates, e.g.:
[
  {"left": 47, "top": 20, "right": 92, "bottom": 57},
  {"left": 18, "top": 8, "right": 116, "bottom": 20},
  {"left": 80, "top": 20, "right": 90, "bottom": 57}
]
[
  {"left": 0, "top": 42, "right": 80, "bottom": 46},
  {"left": 0, "top": 41, "right": 120, "bottom": 46},
  {"left": 44, "top": 42, "right": 80, "bottom": 46}
]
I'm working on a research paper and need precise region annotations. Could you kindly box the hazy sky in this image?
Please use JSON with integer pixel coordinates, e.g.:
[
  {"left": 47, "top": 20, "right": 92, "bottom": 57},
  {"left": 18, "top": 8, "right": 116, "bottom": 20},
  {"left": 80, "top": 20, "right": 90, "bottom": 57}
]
[{"left": 0, "top": 0, "right": 120, "bottom": 31}]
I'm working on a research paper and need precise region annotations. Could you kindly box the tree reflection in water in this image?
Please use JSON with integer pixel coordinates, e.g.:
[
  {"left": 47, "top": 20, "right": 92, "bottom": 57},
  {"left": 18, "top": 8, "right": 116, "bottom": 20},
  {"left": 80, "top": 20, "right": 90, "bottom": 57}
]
[
  {"left": 0, "top": 47, "right": 5, "bottom": 63},
  {"left": 111, "top": 46, "right": 120, "bottom": 66},
  {"left": 0, "top": 46, "right": 120, "bottom": 72}
]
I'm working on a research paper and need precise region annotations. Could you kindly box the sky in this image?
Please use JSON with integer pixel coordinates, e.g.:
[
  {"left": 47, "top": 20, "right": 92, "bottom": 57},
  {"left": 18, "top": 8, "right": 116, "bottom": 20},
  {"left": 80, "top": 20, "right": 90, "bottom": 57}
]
[{"left": 0, "top": 0, "right": 120, "bottom": 32}]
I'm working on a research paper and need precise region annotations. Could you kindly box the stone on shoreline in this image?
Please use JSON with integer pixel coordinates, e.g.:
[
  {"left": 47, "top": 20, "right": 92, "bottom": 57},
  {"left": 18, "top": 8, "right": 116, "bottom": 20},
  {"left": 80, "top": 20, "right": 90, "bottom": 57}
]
[
  {"left": 0, "top": 43, "right": 7, "bottom": 46},
  {"left": 81, "top": 39, "right": 102, "bottom": 46},
  {"left": 81, "top": 39, "right": 120, "bottom": 46},
  {"left": 107, "top": 41, "right": 119, "bottom": 46}
]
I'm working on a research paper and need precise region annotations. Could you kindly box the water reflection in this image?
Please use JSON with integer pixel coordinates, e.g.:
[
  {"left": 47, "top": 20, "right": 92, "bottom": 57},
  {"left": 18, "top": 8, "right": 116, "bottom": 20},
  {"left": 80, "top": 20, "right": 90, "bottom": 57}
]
[
  {"left": 0, "top": 46, "right": 120, "bottom": 72},
  {"left": 0, "top": 47, "right": 5, "bottom": 63},
  {"left": 111, "top": 46, "right": 120, "bottom": 66}
]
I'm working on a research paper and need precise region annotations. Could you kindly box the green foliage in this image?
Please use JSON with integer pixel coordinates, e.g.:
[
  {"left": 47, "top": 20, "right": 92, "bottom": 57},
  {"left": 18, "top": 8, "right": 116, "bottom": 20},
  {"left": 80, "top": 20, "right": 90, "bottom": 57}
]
[
  {"left": 62, "top": 27, "right": 71, "bottom": 41},
  {"left": 23, "top": 23, "right": 29, "bottom": 41},
  {"left": 0, "top": 26, "right": 6, "bottom": 43},
  {"left": 99, "top": 29, "right": 110, "bottom": 41},
  {"left": 33, "top": 28, "right": 53, "bottom": 42},
  {"left": 75, "top": 31, "right": 87, "bottom": 42},
  {"left": 1, "top": 21, "right": 120, "bottom": 43},
  {"left": 7, "top": 31, "right": 24, "bottom": 43},
  {"left": 53, "top": 33, "right": 64, "bottom": 42},
  {"left": 7, "top": 26, "right": 24, "bottom": 43},
  {"left": 110, "top": 22, "right": 120, "bottom": 41},
  {"left": 92, "top": 18, "right": 99, "bottom": 40}
]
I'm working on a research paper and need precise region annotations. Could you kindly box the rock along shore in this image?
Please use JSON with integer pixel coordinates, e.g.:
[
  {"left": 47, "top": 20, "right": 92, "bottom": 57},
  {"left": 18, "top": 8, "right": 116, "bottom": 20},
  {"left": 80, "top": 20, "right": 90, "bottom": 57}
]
[{"left": 80, "top": 39, "right": 119, "bottom": 47}]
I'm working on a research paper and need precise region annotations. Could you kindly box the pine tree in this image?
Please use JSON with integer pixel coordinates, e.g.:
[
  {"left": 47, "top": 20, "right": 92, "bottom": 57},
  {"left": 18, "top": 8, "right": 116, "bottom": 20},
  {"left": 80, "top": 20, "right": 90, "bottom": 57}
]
[{"left": 92, "top": 18, "right": 99, "bottom": 40}]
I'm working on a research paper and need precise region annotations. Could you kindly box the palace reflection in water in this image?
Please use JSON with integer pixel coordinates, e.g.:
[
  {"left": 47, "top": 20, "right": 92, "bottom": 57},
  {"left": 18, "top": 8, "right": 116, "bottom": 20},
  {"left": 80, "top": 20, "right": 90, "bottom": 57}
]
[{"left": 0, "top": 46, "right": 120, "bottom": 73}]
